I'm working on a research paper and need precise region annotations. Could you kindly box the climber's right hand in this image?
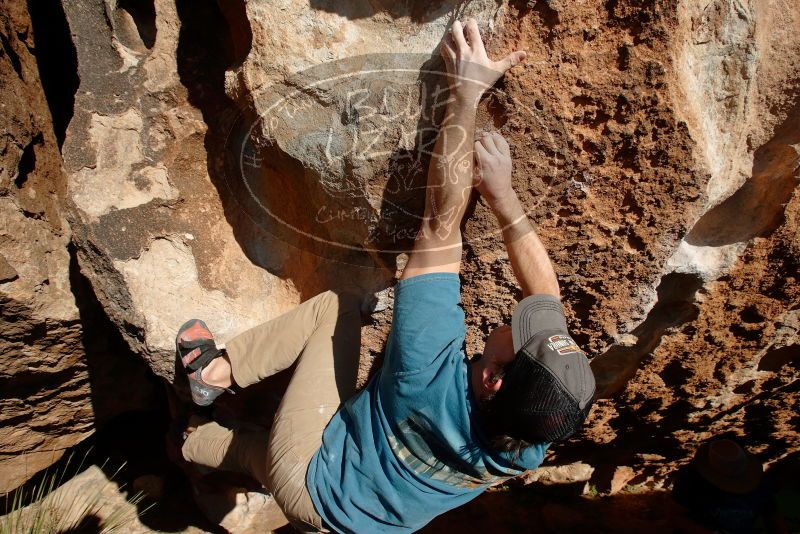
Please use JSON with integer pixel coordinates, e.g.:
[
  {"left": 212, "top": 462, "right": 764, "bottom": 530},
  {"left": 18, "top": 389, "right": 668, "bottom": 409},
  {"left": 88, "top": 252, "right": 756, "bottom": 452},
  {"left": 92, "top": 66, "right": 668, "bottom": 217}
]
[
  {"left": 439, "top": 18, "right": 527, "bottom": 100},
  {"left": 474, "top": 131, "right": 515, "bottom": 207}
]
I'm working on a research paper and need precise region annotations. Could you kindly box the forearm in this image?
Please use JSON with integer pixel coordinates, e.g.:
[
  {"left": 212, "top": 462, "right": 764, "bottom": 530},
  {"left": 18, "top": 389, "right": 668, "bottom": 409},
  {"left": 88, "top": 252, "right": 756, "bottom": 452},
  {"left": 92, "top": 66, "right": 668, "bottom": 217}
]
[
  {"left": 401, "top": 17, "right": 527, "bottom": 279},
  {"left": 402, "top": 93, "right": 478, "bottom": 277},
  {"left": 423, "top": 93, "right": 477, "bottom": 240},
  {"left": 489, "top": 193, "right": 560, "bottom": 298}
]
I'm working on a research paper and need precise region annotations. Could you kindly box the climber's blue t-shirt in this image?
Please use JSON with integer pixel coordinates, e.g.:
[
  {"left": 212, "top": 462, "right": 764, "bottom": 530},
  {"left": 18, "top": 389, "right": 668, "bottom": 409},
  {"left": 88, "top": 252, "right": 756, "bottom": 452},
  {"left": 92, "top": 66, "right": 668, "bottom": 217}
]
[{"left": 306, "top": 273, "right": 548, "bottom": 533}]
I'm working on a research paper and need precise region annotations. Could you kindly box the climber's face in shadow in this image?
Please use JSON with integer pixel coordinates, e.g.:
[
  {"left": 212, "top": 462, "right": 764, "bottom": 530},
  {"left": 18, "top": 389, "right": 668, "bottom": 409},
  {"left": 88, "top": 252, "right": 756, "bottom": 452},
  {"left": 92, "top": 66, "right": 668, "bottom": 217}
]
[{"left": 470, "top": 325, "right": 516, "bottom": 402}]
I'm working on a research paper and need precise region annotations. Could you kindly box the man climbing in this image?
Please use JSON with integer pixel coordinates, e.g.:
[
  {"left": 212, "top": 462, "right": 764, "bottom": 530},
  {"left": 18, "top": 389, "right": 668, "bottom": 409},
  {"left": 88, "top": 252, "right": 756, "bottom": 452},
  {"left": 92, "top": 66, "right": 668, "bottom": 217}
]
[{"left": 174, "top": 18, "right": 595, "bottom": 533}]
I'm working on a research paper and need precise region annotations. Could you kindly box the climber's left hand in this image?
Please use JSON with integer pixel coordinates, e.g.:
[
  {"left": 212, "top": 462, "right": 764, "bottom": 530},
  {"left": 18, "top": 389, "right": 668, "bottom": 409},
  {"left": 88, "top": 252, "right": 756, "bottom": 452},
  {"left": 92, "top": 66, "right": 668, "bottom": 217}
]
[{"left": 439, "top": 18, "right": 527, "bottom": 100}]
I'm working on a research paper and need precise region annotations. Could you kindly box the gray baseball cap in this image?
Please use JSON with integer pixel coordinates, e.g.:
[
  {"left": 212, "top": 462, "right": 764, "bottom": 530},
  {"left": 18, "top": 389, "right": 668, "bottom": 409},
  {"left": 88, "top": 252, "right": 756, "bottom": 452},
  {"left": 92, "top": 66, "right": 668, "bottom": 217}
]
[{"left": 503, "top": 294, "right": 595, "bottom": 440}]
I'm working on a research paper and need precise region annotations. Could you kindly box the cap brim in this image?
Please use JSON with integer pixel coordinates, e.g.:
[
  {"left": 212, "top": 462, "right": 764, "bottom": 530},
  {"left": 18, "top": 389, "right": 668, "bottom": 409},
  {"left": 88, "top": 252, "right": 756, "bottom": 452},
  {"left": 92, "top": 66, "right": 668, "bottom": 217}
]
[{"left": 512, "top": 294, "right": 569, "bottom": 353}]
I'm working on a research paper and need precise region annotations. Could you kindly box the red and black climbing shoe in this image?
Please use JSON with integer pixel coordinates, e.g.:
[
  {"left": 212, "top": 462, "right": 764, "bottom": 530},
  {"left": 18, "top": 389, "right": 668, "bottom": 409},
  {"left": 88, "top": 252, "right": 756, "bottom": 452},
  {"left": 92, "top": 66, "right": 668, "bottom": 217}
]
[{"left": 176, "top": 319, "right": 234, "bottom": 406}]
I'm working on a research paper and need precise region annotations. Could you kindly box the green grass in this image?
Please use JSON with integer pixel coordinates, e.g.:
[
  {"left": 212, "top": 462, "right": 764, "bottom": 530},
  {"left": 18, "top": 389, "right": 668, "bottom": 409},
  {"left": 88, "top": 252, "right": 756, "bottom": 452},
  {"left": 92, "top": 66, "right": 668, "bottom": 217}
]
[{"left": 0, "top": 451, "right": 151, "bottom": 534}]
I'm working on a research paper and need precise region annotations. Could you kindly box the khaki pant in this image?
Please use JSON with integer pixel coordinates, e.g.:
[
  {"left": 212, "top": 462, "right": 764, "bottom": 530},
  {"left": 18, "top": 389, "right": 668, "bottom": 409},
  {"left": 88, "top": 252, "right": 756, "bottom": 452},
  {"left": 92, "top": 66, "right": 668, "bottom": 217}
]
[{"left": 181, "top": 291, "right": 361, "bottom": 532}]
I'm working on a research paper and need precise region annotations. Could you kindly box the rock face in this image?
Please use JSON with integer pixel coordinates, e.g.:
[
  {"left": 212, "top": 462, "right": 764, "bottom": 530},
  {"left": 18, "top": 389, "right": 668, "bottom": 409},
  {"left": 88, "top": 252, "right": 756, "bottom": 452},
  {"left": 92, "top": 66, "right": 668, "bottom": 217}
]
[
  {"left": 0, "top": 0, "right": 91, "bottom": 494},
  {"left": 61, "top": 0, "right": 301, "bottom": 379},
  {"left": 538, "top": 0, "right": 800, "bottom": 484},
  {"left": 2, "top": 0, "right": 799, "bottom": 501}
]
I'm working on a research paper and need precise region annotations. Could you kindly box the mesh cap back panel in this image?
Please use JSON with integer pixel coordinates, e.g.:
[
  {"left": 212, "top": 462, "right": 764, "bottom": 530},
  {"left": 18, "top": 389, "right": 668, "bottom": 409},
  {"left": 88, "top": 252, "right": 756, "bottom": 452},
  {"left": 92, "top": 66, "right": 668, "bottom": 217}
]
[
  {"left": 522, "top": 329, "right": 595, "bottom": 410},
  {"left": 494, "top": 355, "right": 590, "bottom": 443}
]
